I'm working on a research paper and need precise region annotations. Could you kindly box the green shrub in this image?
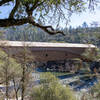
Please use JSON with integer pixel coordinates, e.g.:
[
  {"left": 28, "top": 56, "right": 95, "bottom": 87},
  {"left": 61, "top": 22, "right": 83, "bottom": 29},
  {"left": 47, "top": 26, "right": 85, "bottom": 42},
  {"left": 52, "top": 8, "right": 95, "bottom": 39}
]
[{"left": 30, "top": 72, "right": 76, "bottom": 100}]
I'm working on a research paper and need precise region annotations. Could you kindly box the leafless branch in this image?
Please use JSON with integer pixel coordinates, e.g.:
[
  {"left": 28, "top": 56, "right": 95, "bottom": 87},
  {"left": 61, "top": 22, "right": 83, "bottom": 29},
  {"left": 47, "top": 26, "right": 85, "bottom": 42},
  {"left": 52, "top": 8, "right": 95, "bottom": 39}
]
[
  {"left": 9, "top": 0, "right": 20, "bottom": 19},
  {"left": 28, "top": 16, "right": 65, "bottom": 35},
  {"left": 0, "top": 18, "right": 28, "bottom": 27},
  {"left": 25, "top": 0, "right": 44, "bottom": 17}
]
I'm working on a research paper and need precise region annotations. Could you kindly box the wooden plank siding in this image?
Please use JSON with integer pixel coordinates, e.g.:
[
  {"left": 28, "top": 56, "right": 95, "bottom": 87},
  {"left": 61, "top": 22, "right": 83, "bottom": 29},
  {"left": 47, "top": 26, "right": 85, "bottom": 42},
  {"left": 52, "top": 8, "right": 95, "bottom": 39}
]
[{"left": 0, "top": 41, "right": 96, "bottom": 62}]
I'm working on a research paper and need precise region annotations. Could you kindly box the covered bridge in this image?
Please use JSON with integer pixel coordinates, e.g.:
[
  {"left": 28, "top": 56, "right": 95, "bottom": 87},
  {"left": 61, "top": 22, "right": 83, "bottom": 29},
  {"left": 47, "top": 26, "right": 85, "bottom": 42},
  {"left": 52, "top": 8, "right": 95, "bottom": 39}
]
[
  {"left": 0, "top": 41, "right": 96, "bottom": 62},
  {"left": 0, "top": 41, "right": 96, "bottom": 72}
]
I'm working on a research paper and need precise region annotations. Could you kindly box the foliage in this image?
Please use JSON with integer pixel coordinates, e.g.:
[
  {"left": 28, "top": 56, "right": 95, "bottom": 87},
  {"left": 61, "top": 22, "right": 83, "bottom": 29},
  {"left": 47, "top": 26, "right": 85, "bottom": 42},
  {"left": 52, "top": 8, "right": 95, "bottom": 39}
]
[
  {"left": 0, "top": 48, "right": 22, "bottom": 99},
  {"left": 2, "top": 23, "right": 100, "bottom": 47},
  {"left": 30, "top": 72, "right": 76, "bottom": 100},
  {"left": 0, "top": 0, "right": 98, "bottom": 34},
  {"left": 82, "top": 47, "right": 100, "bottom": 62},
  {"left": 80, "top": 82, "right": 100, "bottom": 100},
  {"left": 90, "top": 82, "right": 100, "bottom": 100},
  {"left": 82, "top": 48, "right": 96, "bottom": 61},
  {"left": 0, "top": 45, "right": 34, "bottom": 100},
  {"left": 0, "top": 49, "right": 22, "bottom": 83}
]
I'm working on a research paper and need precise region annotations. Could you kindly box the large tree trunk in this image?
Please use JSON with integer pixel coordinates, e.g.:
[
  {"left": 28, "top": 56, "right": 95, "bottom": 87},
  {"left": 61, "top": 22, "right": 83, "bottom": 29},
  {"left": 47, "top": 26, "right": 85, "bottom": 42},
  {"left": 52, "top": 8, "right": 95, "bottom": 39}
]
[
  {"left": 5, "top": 57, "right": 9, "bottom": 100},
  {"left": 21, "top": 66, "right": 25, "bottom": 100}
]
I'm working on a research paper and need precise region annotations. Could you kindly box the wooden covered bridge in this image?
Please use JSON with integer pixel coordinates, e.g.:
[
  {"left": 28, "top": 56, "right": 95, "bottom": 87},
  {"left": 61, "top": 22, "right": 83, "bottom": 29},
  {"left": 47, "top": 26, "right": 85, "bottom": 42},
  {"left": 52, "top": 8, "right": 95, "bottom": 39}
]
[{"left": 0, "top": 41, "right": 96, "bottom": 72}]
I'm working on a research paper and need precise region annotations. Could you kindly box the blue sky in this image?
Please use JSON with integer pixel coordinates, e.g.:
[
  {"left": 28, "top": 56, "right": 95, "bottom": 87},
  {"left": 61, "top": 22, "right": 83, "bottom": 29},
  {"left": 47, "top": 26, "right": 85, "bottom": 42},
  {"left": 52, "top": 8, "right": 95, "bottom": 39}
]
[
  {"left": 69, "top": 8, "right": 100, "bottom": 27},
  {"left": 0, "top": 4, "right": 100, "bottom": 28},
  {"left": 0, "top": 4, "right": 13, "bottom": 19}
]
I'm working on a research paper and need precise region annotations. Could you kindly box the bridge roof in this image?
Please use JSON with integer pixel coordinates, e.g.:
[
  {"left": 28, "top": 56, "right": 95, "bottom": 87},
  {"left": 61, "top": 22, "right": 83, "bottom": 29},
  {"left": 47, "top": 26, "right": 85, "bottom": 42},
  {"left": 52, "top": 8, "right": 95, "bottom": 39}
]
[
  {"left": 0, "top": 41, "right": 96, "bottom": 61},
  {"left": 0, "top": 41, "right": 96, "bottom": 48}
]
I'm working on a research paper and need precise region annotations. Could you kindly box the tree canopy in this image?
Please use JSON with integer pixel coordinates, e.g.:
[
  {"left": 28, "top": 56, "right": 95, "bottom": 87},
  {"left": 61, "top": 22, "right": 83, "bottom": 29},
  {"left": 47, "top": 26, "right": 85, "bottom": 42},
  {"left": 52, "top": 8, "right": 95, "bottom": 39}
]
[
  {"left": 30, "top": 72, "right": 76, "bottom": 100},
  {"left": 0, "top": 0, "right": 97, "bottom": 35}
]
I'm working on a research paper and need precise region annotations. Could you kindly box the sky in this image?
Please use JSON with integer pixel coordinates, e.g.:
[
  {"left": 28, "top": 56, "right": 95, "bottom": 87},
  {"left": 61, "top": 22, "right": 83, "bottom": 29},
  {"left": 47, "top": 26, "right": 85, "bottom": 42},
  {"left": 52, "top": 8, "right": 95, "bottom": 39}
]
[
  {"left": 69, "top": 8, "right": 100, "bottom": 27},
  {"left": 0, "top": 4, "right": 100, "bottom": 28}
]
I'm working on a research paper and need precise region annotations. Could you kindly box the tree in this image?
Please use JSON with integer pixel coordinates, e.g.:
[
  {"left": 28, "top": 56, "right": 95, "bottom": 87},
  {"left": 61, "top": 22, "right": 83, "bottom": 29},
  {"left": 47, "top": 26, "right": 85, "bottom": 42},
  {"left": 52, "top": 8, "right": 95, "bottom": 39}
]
[
  {"left": 0, "top": 38, "right": 34, "bottom": 100},
  {"left": 0, "top": 48, "right": 22, "bottom": 100},
  {"left": 90, "top": 82, "right": 100, "bottom": 100},
  {"left": 5, "top": 26, "right": 35, "bottom": 100},
  {"left": 12, "top": 42, "right": 35, "bottom": 100},
  {"left": 82, "top": 22, "right": 88, "bottom": 28},
  {"left": 29, "top": 72, "right": 76, "bottom": 100},
  {"left": 82, "top": 48, "right": 97, "bottom": 62},
  {"left": 80, "top": 82, "right": 100, "bottom": 100},
  {"left": 0, "top": 0, "right": 96, "bottom": 35}
]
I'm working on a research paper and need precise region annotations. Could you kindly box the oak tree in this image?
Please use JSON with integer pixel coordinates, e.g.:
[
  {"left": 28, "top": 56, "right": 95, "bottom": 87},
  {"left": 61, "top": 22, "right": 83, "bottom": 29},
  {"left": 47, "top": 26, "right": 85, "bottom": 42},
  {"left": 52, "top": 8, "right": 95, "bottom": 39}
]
[{"left": 0, "top": 0, "right": 96, "bottom": 35}]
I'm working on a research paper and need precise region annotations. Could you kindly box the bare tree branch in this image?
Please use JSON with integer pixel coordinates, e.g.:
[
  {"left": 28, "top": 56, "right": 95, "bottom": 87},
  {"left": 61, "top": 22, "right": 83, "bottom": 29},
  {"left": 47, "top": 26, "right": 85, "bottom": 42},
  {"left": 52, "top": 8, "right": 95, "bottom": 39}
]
[
  {"left": 25, "top": 0, "right": 44, "bottom": 17},
  {"left": 30, "top": 0, "right": 39, "bottom": 11},
  {"left": 0, "top": 17, "right": 64, "bottom": 35},
  {"left": 28, "top": 16, "right": 65, "bottom": 35},
  {"left": 0, "top": 0, "right": 65, "bottom": 35},
  {"left": 30, "top": 1, "right": 44, "bottom": 12},
  {"left": 0, "top": 18, "right": 28, "bottom": 27},
  {"left": 0, "top": 0, "right": 97, "bottom": 35},
  {"left": 9, "top": 0, "right": 20, "bottom": 19}
]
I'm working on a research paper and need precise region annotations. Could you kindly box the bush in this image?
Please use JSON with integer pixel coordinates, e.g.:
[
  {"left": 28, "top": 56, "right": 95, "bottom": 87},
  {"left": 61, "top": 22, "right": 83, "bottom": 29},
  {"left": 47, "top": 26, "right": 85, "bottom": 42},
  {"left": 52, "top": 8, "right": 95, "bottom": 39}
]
[{"left": 30, "top": 72, "right": 76, "bottom": 100}]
